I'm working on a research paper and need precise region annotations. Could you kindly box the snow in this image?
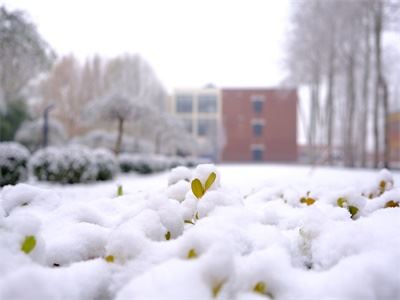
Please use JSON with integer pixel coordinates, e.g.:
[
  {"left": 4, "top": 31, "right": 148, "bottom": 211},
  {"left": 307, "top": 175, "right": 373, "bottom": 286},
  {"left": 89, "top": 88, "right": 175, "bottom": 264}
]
[{"left": 0, "top": 164, "right": 400, "bottom": 300}]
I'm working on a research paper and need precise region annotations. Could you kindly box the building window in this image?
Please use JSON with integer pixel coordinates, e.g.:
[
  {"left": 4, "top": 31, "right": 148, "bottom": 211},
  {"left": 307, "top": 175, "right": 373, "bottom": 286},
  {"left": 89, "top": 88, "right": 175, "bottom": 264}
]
[
  {"left": 251, "top": 95, "right": 265, "bottom": 113},
  {"left": 198, "top": 94, "right": 217, "bottom": 113},
  {"left": 253, "top": 123, "right": 263, "bottom": 136},
  {"left": 198, "top": 119, "right": 216, "bottom": 137},
  {"left": 176, "top": 94, "right": 193, "bottom": 113},
  {"left": 252, "top": 149, "right": 263, "bottom": 161}
]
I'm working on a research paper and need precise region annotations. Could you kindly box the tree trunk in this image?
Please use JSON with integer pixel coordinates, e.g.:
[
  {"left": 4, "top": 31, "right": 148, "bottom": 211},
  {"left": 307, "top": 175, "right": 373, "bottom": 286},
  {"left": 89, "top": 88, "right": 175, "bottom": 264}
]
[
  {"left": 360, "top": 20, "right": 371, "bottom": 168},
  {"left": 308, "top": 65, "right": 320, "bottom": 165},
  {"left": 373, "top": 1, "right": 390, "bottom": 169},
  {"left": 326, "top": 50, "right": 335, "bottom": 165},
  {"left": 382, "top": 77, "right": 390, "bottom": 168},
  {"left": 345, "top": 55, "right": 356, "bottom": 167},
  {"left": 373, "top": 4, "right": 382, "bottom": 169},
  {"left": 115, "top": 117, "right": 124, "bottom": 155}
]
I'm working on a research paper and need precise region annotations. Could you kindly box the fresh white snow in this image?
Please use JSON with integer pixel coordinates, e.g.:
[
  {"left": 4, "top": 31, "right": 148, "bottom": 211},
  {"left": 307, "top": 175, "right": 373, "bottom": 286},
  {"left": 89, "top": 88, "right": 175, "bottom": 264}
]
[{"left": 0, "top": 164, "right": 400, "bottom": 300}]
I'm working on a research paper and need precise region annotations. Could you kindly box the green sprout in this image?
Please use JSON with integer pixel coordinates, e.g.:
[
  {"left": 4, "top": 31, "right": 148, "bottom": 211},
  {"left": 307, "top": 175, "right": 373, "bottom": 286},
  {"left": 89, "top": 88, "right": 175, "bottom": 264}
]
[
  {"left": 105, "top": 255, "right": 115, "bottom": 263},
  {"left": 21, "top": 235, "right": 36, "bottom": 254},
  {"left": 212, "top": 281, "right": 225, "bottom": 298},
  {"left": 337, "top": 197, "right": 346, "bottom": 208},
  {"left": 379, "top": 180, "right": 386, "bottom": 194},
  {"left": 253, "top": 281, "right": 273, "bottom": 298},
  {"left": 191, "top": 172, "right": 216, "bottom": 199},
  {"left": 385, "top": 200, "right": 399, "bottom": 208},
  {"left": 253, "top": 281, "right": 267, "bottom": 294},
  {"left": 348, "top": 206, "right": 359, "bottom": 218},
  {"left": 117, "top": 184, "right": 123, "bottom": 196},
  {"left": 337, "top": 197, "right": 359, "bottom": 219},
  {"left": 165, "top": 231, "right": 171, "bottom": 240},
  {"left": 187, "top": 248, "right": 198, "bottom": 259},
  {"left": 300, "top": 197, "right": 316, "bottom": 206}
]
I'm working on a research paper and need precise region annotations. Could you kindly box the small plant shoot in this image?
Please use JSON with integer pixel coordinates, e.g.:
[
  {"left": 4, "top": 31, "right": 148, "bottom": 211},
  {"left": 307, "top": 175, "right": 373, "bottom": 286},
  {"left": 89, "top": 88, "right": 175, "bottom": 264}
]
[
  {"left": 117, "top": 185, "right": 123, "bottom": 196},
  {"left": 337, "top": 197, "right": 347, "bottom": 208},
  {"left": 105, "top": 255, "right": 115, "bottom": 263},
  {"left": 348, "top": 206, "right": 358, "bottom": 218},
  {"left": 253, "top": 281, "right": 267, "bottom": 294},
  {"left": 191, "top": 179, "right": 204, "bottom": 199},
  {"left": 384, "top": 200, "right": 399, "bottom": 208},
  {"left": 191, "top": 172, "right": 217, "bottom": 199},
  {"left": 212, "top": 281, "right": 224, "bottom": 298},
  {"left": 187, "top": 248, "right": 197, "bottom": 259},
  {"left": 21, "top": 235, "right": 36, "bottom": 254},
  {"left": 165, "top": 231, "right": 171, "bottom": 240},
  {"left": 205, "top": 172, "right": 216, "bottom": 190},
  {"left": 300, "top": 197, "right": 315, "bottom": 206}
]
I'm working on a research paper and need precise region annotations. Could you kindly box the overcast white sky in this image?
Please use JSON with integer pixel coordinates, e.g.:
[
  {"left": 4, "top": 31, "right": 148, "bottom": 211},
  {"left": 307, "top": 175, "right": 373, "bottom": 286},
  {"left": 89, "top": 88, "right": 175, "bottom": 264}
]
[{"left": 1, "top": 0, "right": 291, "bottom": 90}]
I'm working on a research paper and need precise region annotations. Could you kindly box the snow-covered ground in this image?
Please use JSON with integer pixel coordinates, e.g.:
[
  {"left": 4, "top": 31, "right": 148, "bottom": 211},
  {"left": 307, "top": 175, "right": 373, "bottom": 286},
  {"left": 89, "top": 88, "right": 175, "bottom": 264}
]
[{"left": 1, "top": 164, "right": 399, "bottom": 300}]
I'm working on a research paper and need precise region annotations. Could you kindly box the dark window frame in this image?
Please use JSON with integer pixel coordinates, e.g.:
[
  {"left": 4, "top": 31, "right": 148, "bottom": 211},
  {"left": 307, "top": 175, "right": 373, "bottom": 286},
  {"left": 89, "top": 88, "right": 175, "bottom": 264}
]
[{"left": 176, "top": 94, "right": 194, "bottom": 113}]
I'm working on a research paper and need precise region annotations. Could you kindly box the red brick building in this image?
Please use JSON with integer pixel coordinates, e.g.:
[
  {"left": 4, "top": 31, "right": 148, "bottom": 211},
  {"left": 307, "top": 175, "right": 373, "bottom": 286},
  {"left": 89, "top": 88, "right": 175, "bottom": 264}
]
[{"left": 221, "top": 88, "right": 297, "bottom": 162}]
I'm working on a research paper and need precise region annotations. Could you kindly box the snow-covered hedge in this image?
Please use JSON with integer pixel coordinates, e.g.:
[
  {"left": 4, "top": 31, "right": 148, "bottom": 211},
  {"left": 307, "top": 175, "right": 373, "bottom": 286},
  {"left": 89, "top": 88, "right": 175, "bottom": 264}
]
[
  {"left": 119, "top": 154, "right": 211, "bottom": 175},
  {"left": 92, "top": 148, "right": 119, "bottom": 181},
  {"left": 0, "top": 142, "right": 30, "bottom": 187},
  {"left": 30, "top": 146, "right": 118, "bottom": 184},
  {"left": 119, "top": 154, "right": 169, "bottom": 174}
]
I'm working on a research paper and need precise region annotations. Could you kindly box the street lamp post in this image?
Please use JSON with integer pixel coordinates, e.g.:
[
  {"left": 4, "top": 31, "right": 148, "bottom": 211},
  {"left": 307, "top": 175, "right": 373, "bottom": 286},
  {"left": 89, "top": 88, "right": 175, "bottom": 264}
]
[{"left": 42, "top": 104, "right": 54, "bottom": 148}]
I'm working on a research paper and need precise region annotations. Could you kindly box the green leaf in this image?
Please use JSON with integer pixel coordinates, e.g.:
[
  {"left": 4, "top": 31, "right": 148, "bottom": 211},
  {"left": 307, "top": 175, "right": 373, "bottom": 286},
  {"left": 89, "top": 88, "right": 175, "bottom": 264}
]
[
  {"left": 191, "top": 179, "right": 204, "bottom": 199},
  {"left": 105, "top": 255, "right": 114, "bottom": 263},
  {"left": 253, "top": 281, "right": 267, "bottom": 294},
  {"left": 385, "top": 200, "right": 399, "bottom": 208},
  {"left": 212, "top": 281, "right": 224, "bottom": 298},
  {"left": 117, "top": 185, "right": 123, "bottom": 196},
  {"left": 300, "top": 197, "right": 315, "bottom": 205},
  {"left": 337, "top": 197, "right": 347, "bottom": 208},
  {"left": 165, "top": 231, "right": 171, "bottom": 240},
  {"left": 205, "top": 172, "right": 216, "bottom": 191},
  {"left": 21, "top": 235, "right": 36, "bottom": 254},
  {"left": 348, "top": 206, "right": 359, "bottom": 218},
  {"left": 187, "top": 248, "right": 197, "bottom": 259}
]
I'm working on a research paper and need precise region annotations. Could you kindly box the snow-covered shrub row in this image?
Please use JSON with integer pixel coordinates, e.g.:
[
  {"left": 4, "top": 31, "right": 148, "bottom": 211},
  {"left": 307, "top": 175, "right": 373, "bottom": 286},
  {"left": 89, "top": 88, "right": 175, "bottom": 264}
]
[
  {"left": 30, "top": 146, "right": 118, "bottom": 183},
  {"left": 0, "top": 166, "right": 399, "bottom": 299},
  {"left": 0, "top": 142, "right": 30, "bottom": 187},
  {"left": 119, "top": 154, "right": 211, "bottom": 174},
  {"left": 119, "top": 153, "right": 169, "bottom": 174},
  {"left": 92, "top": 149, "right": 119, "bottom": 181}
]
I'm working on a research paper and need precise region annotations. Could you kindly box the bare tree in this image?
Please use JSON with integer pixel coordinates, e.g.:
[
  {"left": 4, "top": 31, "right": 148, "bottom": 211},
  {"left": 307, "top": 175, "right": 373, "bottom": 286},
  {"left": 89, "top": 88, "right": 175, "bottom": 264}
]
[
  {"left": 39, "top": 55, "right": 83, "bottom": 136},
  {"left": 90, "top": 55, "right": 164, "bottom": 155},
  {"left": 285, "top": 0, "right": 400, "bottom": 168},
  {"left": 360, "top": 8, "right": 372, "bottom": 168},
  {"left": 0, "top": 6, "right": 54, "bottom": 104}
]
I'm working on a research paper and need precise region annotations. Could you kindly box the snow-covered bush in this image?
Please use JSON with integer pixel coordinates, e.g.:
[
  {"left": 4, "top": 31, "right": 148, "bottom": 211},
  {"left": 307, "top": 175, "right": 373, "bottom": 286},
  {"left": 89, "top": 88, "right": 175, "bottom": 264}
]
[
  {"left": 92, "top": 149, "right": 119, "bottom": 181},
  {"left": 0, "top": 142, "right": 30, "bottom": 187},
  {"left": 30, "top": 146, "right": 119, "bottom": 183},
  {"left": 119, "top": 154, "right": 169, "bottom": 174},
  {"left": 118, "top": 154, "right": 212, "bottom": 175}
]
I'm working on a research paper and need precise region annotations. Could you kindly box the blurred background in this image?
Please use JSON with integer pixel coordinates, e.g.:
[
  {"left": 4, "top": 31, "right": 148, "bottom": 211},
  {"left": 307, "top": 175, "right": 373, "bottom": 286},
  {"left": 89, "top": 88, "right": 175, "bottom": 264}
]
[{"left": 0, "top": 0, "right": 399, "bottom": 168}]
